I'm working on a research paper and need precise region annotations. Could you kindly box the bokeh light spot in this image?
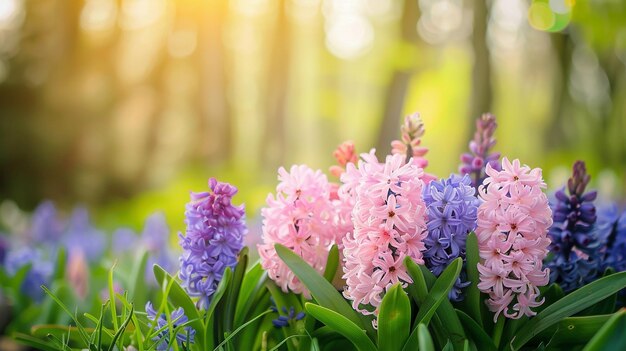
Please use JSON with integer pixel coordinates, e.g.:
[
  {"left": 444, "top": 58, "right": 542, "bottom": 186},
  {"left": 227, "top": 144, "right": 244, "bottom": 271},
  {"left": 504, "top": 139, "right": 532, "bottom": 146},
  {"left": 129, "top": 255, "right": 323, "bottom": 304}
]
[
  {"left": 528, "top": 1, "right": 555, "bottom": 31},
  {"left": 325, "top": 14, "right": 374, "bottom": 60}
]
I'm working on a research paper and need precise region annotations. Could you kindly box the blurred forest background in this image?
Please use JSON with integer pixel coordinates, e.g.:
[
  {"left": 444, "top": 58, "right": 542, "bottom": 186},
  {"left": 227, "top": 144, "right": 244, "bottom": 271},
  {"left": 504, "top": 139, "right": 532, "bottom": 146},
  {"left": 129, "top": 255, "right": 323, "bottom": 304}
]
[{"left": 0, "top": 0, "right": 625, "bottom": 232}]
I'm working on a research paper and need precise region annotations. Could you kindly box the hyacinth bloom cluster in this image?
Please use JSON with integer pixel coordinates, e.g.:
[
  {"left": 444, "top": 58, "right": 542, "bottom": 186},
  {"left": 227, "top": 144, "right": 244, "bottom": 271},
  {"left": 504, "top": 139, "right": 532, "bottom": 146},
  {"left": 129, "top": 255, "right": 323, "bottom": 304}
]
[
  {"left": 258, "top": 165, "right": 337, "bottom": 297},
  {"left": 460, "top": 113, "right": 502, "bottom": 188},
  {"left": 145, "top": 301, "right": 195, "bottom": 350},
  {"left": 390, "top": 113, "right": 436, "bottom": 183},
  {"left": 342, "top": 153, "right": 428, "bottom": 317},
  {"left": 391, "top": 113, "right": 429, "bottom": 168},
  {"left": 423, "top": 174, "right": 479, "bottom": 301},
  {"left": 329, "top": 140, "right": 358, "bottom": 179},
  {"left": 476, "top": 158, "right": 553, "bottom": 320},
  {"left": 179, "top": 178, "right": 247, "bottom": 309},
  {"left": 545, "top": 161, "right": 602, "bottom": 292}
]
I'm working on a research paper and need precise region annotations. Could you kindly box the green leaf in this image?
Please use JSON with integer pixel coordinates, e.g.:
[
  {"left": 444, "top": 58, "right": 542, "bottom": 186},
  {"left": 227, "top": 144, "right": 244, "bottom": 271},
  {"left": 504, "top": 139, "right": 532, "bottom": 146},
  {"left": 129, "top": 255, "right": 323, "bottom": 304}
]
[
  {"left": 52, "top": 247, "right": 67, "bottom": 283},
  {"left": 12, "top": 332, "right": 59, "bottom": 351},
  {"left": 323, "top": 245, "right": 339, "bottom": 283},
  {"left": 442, "top": 341, "right": 454, "bottom": 351},
  {"left": 274, "top": 244, "right": 375, "bottom": 337},
  {"left": 41, "top": 285, "right": 91, "bottom": 345},
  {"left": 418, "top": 265, "right": 467, "bottom": 350},
  {"left": 224, "top": 248, "right": 249, "bottom": 334},
  {"left": 510, "top": 271, "right": 626, "bottom": 350},
  {"left": 108, "top": 263, "right": 119, "bottom": 332},
  {"left": 405, "top": 256, "right": 428, "bottom": 303},
  {"left": 405, "top": 257, "right": 465, "bottom": 348},
  {"left": 535, "top": 284, "right": 564, "bottom": 314},
  {"left": 128, "top": 249, "right": 149, "bottom": 304},
  {"left": 31, "top": 325, "right": 90, "bottom": 347},
  {"left": 305, "top": 303, "right": 377, "bottom": 351},
  {"left": 582, "top": 309, "right": 626, "bottom": 351},
  {"left": 461, "top": 232, "right": 482, "bottom": 328},
  {"left": 212, "top": 310, "right": 273, "bottom": 351},
  {"left": 455, "top": 309, "right": 497, "bottom": 351},
  {"left": 404, "top": 258, "right": 462, "bottom": 350},
  {"left": 205, "top": 267, "right": 233, "bottom": 347},
  {"left": 153, "top": 264, "right": 204, "bottom": 348},
  {"left": 417, "top": 324, "right": 435, "bottom": 351},
  {"left": 378, "top": 283, "right": 411, "bottom": 351},
  {"left": 580, "top": 268, "right": 618, "bottom": 316},
  {"left": 107, "top": 304, "right": 134, "bottom": 351},
  {"left": 234, "top": 262, "right": 268, "bottom": 326},
  {"left": 531, "top": 314, "right": 612, "bottom": 347}
]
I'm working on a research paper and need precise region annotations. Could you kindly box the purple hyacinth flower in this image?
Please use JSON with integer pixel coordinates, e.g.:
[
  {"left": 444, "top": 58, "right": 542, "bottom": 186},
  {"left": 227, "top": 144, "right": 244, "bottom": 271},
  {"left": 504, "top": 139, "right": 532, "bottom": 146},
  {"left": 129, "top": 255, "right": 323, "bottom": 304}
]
[
  {"left": 178, "top": 178, "right": 247, "bottom": 309},
  {"left": 459, "top": 113, "right": 501, "bottom": 188},
  {"left": 423, "top": 174, "right": 479, "bottom": 301},
  {"left": 29, "top": 201, "right": 65, "bottom": 245},
  {"left": 545, "top": 161, "right": 604, "bottom": 292},
  {"left": 63, "top": 207, "right": 106, "bottom": 263},
  {"left": 145, "top": 301, "right": 195, "bottom": 350}
]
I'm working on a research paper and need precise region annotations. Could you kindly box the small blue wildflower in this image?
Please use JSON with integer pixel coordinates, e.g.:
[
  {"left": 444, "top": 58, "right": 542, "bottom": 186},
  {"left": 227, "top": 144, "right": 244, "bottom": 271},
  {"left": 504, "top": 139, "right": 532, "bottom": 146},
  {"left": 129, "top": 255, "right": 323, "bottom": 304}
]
[
  {"left": 145, "top": 301, "right": 195, "bottom": 350},
  {"left": 422, "top": 174, "right": 479, "bottom": 301},
  {"left": 545, "top": 161, "right": 603, "bottom": 292},
  {"left": 270, "top": 298, "right": 305, "bottom": 328},
  {"left": 179, "top": 178, "right": 247, "bottom": 309},
  {"left": 4, "top": 247, "right": 53, "bottom": 302}
]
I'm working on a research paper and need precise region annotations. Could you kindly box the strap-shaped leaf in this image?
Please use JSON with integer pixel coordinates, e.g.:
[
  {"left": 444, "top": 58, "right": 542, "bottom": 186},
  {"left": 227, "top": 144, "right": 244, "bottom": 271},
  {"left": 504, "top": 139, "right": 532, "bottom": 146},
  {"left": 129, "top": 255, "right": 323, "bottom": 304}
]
[
  {"left": 128, "top": 249, "right": 148, "bottom": 304},
  {"left": 323, "top": 244, "right": 339, "bottom": 283},
  {"left": 462, "top": 232, "right": 482, "bottom": 327},
  {"left": 378, "top": 283, "right": 411, "bottom": 351},
  {"left": 224, "top": 248, "right": 249, "bottom": 333},
  {"left": 403, "top": 258, "right": 462, "bottom": 350},
  {"left": 417, "top": 324, "right": 435, "bottom": 351},
  {"left": 511, "top": 271, "right": 626, "bottom": 350},
  {"left": 234, "top": 261, "right": 267, "bottom": 326},
  {"left": 531, "top": 314, "right": 611, "bottom": 347},
  {"left": 205, "top": 267, "right": 233, "bottom": 347},
  {"left": 305, "top": 303, "right": 377, "bottom": 351},
  {"left": 275, "top": 244, "right": 374, "bottom": 337},
  {"left": 456, "top": 309, "right": 497, "bottom": 351},
  {"left": 582, "top": 309, "right": 626, "bottom": 351}
]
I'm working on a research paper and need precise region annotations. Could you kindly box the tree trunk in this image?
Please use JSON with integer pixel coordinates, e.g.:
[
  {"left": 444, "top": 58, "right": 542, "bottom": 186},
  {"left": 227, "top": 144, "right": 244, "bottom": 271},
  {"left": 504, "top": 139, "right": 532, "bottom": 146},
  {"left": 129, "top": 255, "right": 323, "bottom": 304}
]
[
  {"left": 469, "top": 0, "right": 492, "bottom": 122},
  {"left": 375, "top": 0, "right": 421, "bottom": 155}
]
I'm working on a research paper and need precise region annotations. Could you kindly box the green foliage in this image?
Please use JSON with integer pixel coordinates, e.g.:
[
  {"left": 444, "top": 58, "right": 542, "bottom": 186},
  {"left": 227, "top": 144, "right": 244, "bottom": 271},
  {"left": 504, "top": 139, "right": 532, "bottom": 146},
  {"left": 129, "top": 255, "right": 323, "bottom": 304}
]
[
  {"left": 510, "top": 272, "right": 626, "bottom": 350},
  {"left": 6, "top": 242, "right": 626, "bottom": 351},
  {"left": 377, "top": 284, "right": 411, "bottom": 351}
]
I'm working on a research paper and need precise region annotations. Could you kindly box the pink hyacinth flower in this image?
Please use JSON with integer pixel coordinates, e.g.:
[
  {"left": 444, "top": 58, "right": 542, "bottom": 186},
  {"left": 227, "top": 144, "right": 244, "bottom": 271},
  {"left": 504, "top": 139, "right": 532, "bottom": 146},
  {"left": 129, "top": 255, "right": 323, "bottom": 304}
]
[
  {"left": 342, "top": 152, "right": 428, "bottom": 321},
  {"left": 476, "top": 157, "right": 553, "bottom": 321},
  {"left": 258, "top": 165, "right": 338, "bottom": 297}
]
